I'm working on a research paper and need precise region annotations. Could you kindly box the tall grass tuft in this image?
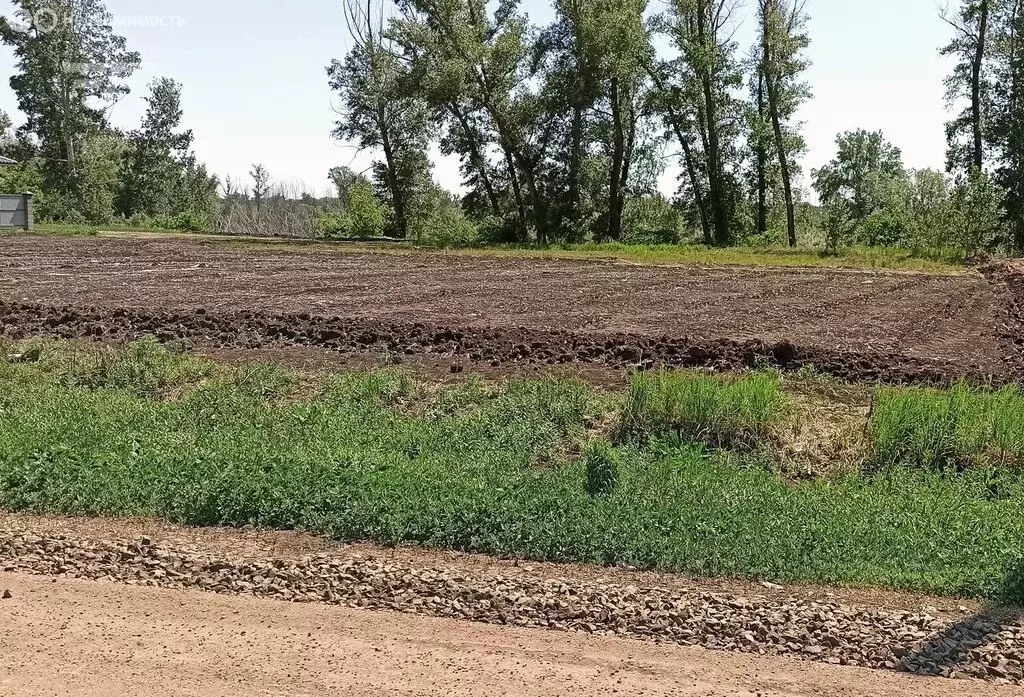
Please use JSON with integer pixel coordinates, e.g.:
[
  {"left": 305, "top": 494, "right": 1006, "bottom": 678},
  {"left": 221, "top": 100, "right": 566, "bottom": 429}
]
[
  {"left": 871, "top": 382, "right": 1024, "bottom": 470},
  {"left": 617, "top": 371, "right": 787, "bottom": 449},
  {"left": 584, "top": 441, "right": 619, "bottom": 497}
]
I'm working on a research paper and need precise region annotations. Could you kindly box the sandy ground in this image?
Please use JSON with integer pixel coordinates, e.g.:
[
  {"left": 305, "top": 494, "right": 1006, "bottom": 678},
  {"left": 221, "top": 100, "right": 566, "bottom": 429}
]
[{"left": 1, "top": 571, "right": 1017, "bottom": 697}]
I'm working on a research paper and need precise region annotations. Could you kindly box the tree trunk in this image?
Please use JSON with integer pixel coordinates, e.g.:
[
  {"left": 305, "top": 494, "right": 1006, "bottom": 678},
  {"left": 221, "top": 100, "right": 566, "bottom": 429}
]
[
  {"left": 767, "top": 85, "right": 797, "bottom": 247},
  {"left": 973, "top": 0, "right": 990, "bottom": 172},
  {"left": 568, "top": 101, "right": 584, "bottom": 228},
  {"left": 756, "top": 72, "right": 768, "bottom": 237},
  {"left": 1011, "top": 0, "right": 1024, "bottom": 252},
  {"left": 379, "top": 110, "right": 409, "bottom": 239},
  {"left": 647, "top": 66, "right": 712, "bottom": 243},
  {"left": 701, "top": 75, "right": 730, "bottom": 245},
  {"left": 449, "top": 104, "right": 500, "bottom": 216},
  {"left": 762, "top": 5, "right": 798, "bottom": 247},
  {"left": 607, "top": 76, "right": 626, "bottom": 242},
  {"left": 697, "top": 3, "right": 731, "bottom": 246},
  {"left": 501, "top": 144, "right": 528, "bottom": 241},
  {"left": 492, "top": 112, "right": 547, "bottom": 244},
  {"left": 665, "top": 104, "right": 711, "bottom": 243},
  {"left": 681, "top": 138, "right": 712, "bottom": 245}
]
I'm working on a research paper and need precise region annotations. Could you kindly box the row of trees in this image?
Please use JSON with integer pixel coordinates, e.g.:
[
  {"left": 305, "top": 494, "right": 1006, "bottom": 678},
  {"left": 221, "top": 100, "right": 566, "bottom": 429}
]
[
  {"left": 329, "top": 0, "right": 814, "bottom": 246},
  {"left": 812, "top": 129, "right": 1005, "bottom": 257},
  {"left": 0, "top": 0, "right": 217, "bottom": 226},
  {"left": 937, "top": 0, "right": 1024, "bottom": 252},
  {"left": 0, "top": 0, "right": 1022, "bottom": 255}
]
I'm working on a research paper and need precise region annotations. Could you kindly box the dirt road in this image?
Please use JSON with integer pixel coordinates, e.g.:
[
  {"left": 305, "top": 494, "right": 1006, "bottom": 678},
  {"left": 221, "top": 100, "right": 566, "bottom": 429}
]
[{"left": 0, "top": 571, "right": 1013, "bottom": 697}]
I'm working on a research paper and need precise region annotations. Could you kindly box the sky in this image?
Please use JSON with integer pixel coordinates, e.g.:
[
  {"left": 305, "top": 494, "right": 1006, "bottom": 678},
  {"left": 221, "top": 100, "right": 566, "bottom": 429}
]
[{"left": 0, "top": 0, "right": 957, "bottom": 198}]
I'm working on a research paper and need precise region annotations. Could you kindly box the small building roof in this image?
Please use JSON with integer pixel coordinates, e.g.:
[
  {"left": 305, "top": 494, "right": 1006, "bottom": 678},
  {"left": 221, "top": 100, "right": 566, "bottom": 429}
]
[{"left": 0, "top": 156, "right": 17, "bottom": 166}]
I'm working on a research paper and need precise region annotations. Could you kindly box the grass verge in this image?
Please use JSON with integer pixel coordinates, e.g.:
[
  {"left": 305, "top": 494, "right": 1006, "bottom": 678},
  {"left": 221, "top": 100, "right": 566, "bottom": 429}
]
[
  {"left": 1, "top": 339, "right": 1023, "bottom": 599},
  {"left": 5, "top": 227, "right": 966, "bottom": 274},
  {"left": 452, "top": 243, "right": 966, "bottom": 274}
]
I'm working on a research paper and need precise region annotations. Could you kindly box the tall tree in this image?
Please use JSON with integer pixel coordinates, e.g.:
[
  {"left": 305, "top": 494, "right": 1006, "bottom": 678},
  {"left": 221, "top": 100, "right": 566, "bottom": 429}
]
[
  {"left": 393, "top": 0, "right": 553, "bottom": 242},
  {"left": 117, "top": 78, "right": 196, "bottom": 218},
  {"left": 330, "top": 0, "right": 431, "bottom": 239},
  {"left": 747, "top": 52, "right": 771, "bottom": 237},
  {"left": 812, "top": 129, "right": 905, "bottom": 222},
  {"left": 758, "top": 0, "right": 810, "bottom": 247},
  {"left": 988, "top": 0, "right": 1024, "bottom": 249},
  {"left": 943, "top": 0, "right": 991, "bottom": 174},
  {"left": 0, "top": 0, "right": 140, "bottom": 218},
  {"left": 660, "top": 0, "right": 744, "bottom": 246},
  {"left": 250, "top": 163, "right": 270, "bottom": 212}
]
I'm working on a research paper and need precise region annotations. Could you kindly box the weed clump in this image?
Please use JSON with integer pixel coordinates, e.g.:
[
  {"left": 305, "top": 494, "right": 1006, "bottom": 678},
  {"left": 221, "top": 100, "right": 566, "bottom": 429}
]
[
  {"left": 584, "top": 441, "right": 619, "bottom": 497},
  {"left": 617, "top": 371, "right": 786, "bottom": 449},
  {"left": 870, "top": 383, "right": 1024, "bottom": 470}
]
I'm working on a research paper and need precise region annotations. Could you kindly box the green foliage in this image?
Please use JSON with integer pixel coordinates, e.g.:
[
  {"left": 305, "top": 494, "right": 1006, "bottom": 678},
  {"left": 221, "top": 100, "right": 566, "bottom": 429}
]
[
  {"left": 948, "top": 170, "right": 1007, "bottom": 257},
  {"left": 584, "top": 441, "right": 619, "bottom": 498},
  {"left": 129, "top": 211, "right": 210, "bottom": 232},
  {"left": 871, "top": 383, "right": 1024, "bottom": 471},
  {"left": 328, "top": 33, "right": 430, "bottom": 240},
  {"left": 1002, "top": 555, "right": 1024, "bottom": 606},
  {"left": 412, "top": 184, "right": 480, "bottom": 247},
  {"left": 617, "top": 371, "right": 786, "bottom": 448},
  {"left": 822, "top": 198, "right": 854, "bottom": 254},
  {"left": 316, "top": 178, "right": 388, "bottom": 239},
  {"left": 116, "top": 77, "right": 213, "bottom": 220},
  {"left": 64, "top": 132, "right": 127, "bottom": 225},
  {"left": 622, "top": 195, "right": 682, "bottom": 244},
  {"left": 347, "top": 179, "right": 388, "bottom": 238},
  {"left": 0, "top": 0, "right": 140, "bottom": 221},
  {"left": 2, "top": 337, "right": 216, "bottom": 397},
  {"left": 812, "top": 131, "right": 1001, "bottom": 259},
  {"left": 2, "top": 348, "right": 1024, "bottom": 597},
  {"left": 813, "top": 130, "right": 905, "bottom": 222},
  {"left": 0, "top": 157, "right": 46, "bottom": 214},
  {"left": 315, "top": 210, "right": 352, "bottom": 239}
]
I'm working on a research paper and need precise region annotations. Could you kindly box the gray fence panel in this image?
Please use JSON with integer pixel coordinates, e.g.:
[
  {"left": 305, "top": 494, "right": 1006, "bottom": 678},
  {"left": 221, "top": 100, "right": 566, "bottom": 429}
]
[{"left": 0, "top": 194, "right": 32, "bottom": 230}]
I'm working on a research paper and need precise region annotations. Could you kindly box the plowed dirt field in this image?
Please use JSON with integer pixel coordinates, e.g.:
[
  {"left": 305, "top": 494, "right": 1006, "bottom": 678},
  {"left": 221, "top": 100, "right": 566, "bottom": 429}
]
[{"left": 0, "top": 234, "right": 1015, "bottom": 383}]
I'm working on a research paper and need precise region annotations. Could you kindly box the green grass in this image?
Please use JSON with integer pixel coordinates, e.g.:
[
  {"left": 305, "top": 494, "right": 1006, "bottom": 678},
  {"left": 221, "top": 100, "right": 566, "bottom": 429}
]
[
  {"left": 452, "top": 242, "right": 966, "bottom": 274},
  {"left": 7, "top": 226, "right": 966, "bottom": 274},
  {"left": 618, "top": 371, "right": 787, "bottom": 449},
  {"left": 1, "top": 339, "right": 1024, "bottom": 599},
  {"left": 871, "top": 383, "right": 1024, "bottom": 471},
  {"left": 5, "top": 221, "right": 199, "bottom": 238}
]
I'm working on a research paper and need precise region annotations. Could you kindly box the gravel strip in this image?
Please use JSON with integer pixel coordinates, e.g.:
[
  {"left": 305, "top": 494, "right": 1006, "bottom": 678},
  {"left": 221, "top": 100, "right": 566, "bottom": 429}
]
[{"left": 1, "top": 532, "right": 1022, "bottom": 685}]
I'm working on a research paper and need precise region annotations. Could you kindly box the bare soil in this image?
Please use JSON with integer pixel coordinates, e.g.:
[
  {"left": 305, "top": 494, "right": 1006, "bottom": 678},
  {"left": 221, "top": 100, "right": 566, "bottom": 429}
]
[
  {"left": 0, "top": 235, "right": 1014, "bottom": 384},
  {"left": 7, "top": 573, "right": 1013, "bottom": 697},
  {"left": 0, "top": 511, "right": 986, "bottom": 616},
  {"left": 2, "top": 514, "right": 1021, "bottom": 696}
]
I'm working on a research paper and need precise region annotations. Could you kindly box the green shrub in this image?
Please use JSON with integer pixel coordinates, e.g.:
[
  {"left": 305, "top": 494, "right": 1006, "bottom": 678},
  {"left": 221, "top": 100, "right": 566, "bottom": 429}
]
[
  {"left": 870, "top": 383, "right": 1024, "bottom": 470},
  {"left": 618, "top": 371, "right": 786, "bottom": 449},
  {"left": 316, "top": 210, "right": 352, "bottom": 238},
  {"left": 347, "top": 180, "right": 387, "bottom": 238}
]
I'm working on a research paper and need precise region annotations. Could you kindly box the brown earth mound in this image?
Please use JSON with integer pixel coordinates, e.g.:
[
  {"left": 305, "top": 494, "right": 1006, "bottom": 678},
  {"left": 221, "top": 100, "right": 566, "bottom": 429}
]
[{"left": 0, "top": 300, "right": 999, "bottom": 385}]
